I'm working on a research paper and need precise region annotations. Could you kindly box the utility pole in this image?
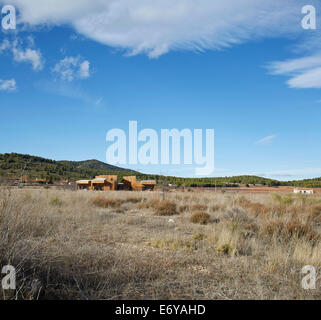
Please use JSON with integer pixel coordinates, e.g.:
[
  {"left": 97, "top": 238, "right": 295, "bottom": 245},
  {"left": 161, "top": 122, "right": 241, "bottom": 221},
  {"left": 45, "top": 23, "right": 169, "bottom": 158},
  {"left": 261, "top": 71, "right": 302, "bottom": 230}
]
[
  {"left": 160, "top": 169, "right": 166, "bottom": 200},
  {"left": 19, "top": 158, "right": 31, "bottom": 188}
]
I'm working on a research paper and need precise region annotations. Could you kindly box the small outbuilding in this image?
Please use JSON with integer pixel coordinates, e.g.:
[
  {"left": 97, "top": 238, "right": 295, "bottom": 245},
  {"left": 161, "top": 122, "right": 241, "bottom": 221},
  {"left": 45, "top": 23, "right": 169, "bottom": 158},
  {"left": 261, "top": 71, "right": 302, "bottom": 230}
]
[
  {"left": 122, "top": 176, "right": 156, "bottom": 191},
  {"left": 95, "top": 175, "right": 118, "bottom": 190},
  {"left": 140, "top": 180, "right": 157, "bottom": 191},
  {"left": 76, "top": 180, "right": 91, "bottom": 190},
  {"left": 122, "top": 176, "right": 137, "bottom": 190},
  {"left": 91, "top": 178, "right": 113, "bottom": 191},
  {"left": 293, "top": 188, "right": 314, "bottom": 195}
]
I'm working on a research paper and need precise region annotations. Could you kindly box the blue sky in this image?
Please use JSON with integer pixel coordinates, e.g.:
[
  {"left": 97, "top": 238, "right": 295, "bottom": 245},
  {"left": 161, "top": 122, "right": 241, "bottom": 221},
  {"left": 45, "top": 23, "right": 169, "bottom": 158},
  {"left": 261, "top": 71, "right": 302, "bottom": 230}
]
[{"left": 1, "top": 0, "right": 321, "bottom": 180}]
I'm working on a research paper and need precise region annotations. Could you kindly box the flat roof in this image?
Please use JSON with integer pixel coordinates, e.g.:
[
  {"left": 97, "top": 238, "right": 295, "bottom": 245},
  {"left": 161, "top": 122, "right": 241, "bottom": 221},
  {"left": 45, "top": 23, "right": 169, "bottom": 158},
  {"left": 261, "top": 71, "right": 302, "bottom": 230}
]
[
  {"left": 91, "top": 178, "right": 107, "bottom": 183},
  {"left": 76, "top": 180, "right": 91, "bottom": 184}
]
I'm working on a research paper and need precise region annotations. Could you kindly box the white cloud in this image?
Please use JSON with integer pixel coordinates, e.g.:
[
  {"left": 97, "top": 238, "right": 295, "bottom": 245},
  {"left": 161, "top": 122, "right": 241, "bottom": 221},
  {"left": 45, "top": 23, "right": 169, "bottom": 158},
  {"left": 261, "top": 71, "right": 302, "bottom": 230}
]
[
  {"left": 268, "top": 54, "right": 321, "bottom": 75},
  {"left": 52, "top": 56, "right": 91, "bottom": 81},
  {"left": 256, "top": 134, "right": 277, "bottom": 145},
  {"left": 12, "top": 46, "right": 44, "bottom": 71},
  {"left": 288, "top": 66, "right": 321, "bottom": 88},
  {"left": 0, "top": 79, "right": 17, "bottom": 92},
  {"left": 8, "top": 38, "right": 44, "bottom": 71},
  {"left": 0, "top": 0, "right": 304, "bottom": 58},
  {"left": 267, "top": 52, "right": 321, "bottom": 89},
  {"left": 0, "top": 39, "right": 10, "bottom": 53},
  {"left": 0, "top": 38, "right": 44, "bottom": 71},
  {"left": 266, "top": 4, "right": 321, "bottom": 90},
  {"left": 79, "top": 60, "right": 90, "bottom": 79}
]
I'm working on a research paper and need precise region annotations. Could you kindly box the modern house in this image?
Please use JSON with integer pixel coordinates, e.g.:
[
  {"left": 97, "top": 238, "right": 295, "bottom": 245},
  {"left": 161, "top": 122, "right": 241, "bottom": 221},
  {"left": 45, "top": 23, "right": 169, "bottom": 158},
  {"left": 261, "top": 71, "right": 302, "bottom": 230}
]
[
  {"left": 76, "top": 175, "right": 156, "bottom": 191},
  {"left": 91, "top": 175, "right": 118, "bottom": 191},
  {"left": 122, "top": 176, "right": 156, "bottom": 191}
]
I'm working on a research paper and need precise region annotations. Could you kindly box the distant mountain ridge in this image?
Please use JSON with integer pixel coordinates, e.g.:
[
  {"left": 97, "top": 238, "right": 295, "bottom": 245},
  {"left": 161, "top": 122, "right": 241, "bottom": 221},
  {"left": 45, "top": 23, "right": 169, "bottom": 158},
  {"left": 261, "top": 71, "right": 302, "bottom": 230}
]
[
  {"left": 0, "top": 153, "right": 321, "bottom": 188},
  {"left": 58, "top": 159, "right": 128, "bottom": 171}
]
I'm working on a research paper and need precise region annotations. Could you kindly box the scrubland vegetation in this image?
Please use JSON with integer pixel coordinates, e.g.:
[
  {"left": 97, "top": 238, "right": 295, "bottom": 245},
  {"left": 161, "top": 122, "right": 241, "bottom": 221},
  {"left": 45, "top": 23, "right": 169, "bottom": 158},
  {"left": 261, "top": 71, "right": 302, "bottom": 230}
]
[{"left": 1, "top": 188, "right": 321, "bottom": 300}]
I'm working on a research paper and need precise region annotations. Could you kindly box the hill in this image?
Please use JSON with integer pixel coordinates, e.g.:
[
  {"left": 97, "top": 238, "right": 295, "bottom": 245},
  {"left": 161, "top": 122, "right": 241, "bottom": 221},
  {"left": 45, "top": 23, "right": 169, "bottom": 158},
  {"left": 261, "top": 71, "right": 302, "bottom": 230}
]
[
  {"left": 58, "top": 159, "right": 128, "bottom": 171},
  {"left": 0, "top": 153, "right": 135, "bottom": 182},
  {"left": 286, "top": 177, "right": 321, "bottom": 188},
  {"left": 0, "top": 152, "right": 321, "bottom": 188}
]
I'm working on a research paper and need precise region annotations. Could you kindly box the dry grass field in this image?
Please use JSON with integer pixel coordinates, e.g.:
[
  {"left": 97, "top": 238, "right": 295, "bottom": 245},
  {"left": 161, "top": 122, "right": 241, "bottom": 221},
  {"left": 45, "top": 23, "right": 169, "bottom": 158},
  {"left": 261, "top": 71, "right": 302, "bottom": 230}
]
[{"left": 1, "top": 188, "right": 321, "bottom": 300}]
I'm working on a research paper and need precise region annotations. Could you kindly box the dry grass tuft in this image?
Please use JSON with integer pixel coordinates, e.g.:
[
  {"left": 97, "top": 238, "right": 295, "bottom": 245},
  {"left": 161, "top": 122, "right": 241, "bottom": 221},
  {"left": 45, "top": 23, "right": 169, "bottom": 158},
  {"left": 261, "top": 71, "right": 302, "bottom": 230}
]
[
  {"left": 153, "top": 200, "right": 178, "bottom": 216},
  {"left": 1, "top": 188, "right": 321, "bottom": 300},
  {"left": 126, "top": 197, "right": 142, "bottom": 204},
  {"left": 192, "top": 233, "right": 207, "bottom": 241},
  {"left": 189, "top": 211, "right": 210, "bottom": 225},
  {"left": 311, "top": 205, "right": 321, "bottom": 217},
  {"left": 224, "top": 207, "right": 251, "bottom": 223},
  {"left": 261, "top": 219, "right": 319, "bottom": 242},
  {"left": 210, "top": 204, "right": 223, "bottom": 212},
  {"left": 236, "top": 198, "right": 269, "bottom": 217},
  {"left": 271, "top": 193, "right": 295, "bottom": 207},
  {"left": 145, "top": 238, "right": 197, "bottom": 251},
  {"left": 216, "top": 243, "right": 237, "bottom": 256},
  {"left": 49, "top": 197, "right": 63, "bottom": 206},
  {"left": 191, "top": 203, "right": 208, "bottom": 212},
  {"left": 179, "top": 204, "right": 190, "bottom": 213},
  {"left": 91, "top": 196, "right": 123, "bottom": 208}
]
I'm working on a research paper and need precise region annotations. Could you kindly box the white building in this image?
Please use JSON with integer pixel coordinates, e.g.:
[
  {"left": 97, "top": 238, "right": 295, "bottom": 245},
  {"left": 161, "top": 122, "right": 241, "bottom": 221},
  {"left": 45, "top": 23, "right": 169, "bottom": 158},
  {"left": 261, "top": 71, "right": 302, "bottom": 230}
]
[{"left": 293, "top": 188, "right": 314, "bottom": 195}]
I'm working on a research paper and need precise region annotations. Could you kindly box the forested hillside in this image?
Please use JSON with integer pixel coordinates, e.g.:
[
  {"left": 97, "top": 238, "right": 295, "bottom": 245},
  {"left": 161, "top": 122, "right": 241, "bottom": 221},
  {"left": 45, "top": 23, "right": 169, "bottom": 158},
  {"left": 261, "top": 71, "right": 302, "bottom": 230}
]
[{"left": 1, "top": 153, "right": 320, "bottom": 187}]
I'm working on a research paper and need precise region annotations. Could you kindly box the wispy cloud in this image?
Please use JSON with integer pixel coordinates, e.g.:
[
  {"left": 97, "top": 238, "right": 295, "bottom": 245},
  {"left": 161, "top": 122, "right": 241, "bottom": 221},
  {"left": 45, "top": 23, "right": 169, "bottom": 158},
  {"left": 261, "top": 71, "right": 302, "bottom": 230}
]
[
  {"left": 0, "top": 79, "right": 17, "bottom": 92},
  {"left": 35, "top": 80, "right": 100, "bottom": 106},
  {"left": 267, "top": 52, "right": 321, "bottom": 89},
  {"left": 95, "top": 97, "right": 103, "bottom": 106},
  {"left": 255, "top": 134, "right": 277, "bottom": 145},
  {"left": 266, "top": 5, "right": 321, "bottom": 90},
  {"left": 0, "top": 39, "right": 10, "bottom": 53},
  {"left": 2, "top": 0, "right": 303, "bottom": 58},
  {"left": 52, "top": 56, "right": 91, "bottom": 81}
]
